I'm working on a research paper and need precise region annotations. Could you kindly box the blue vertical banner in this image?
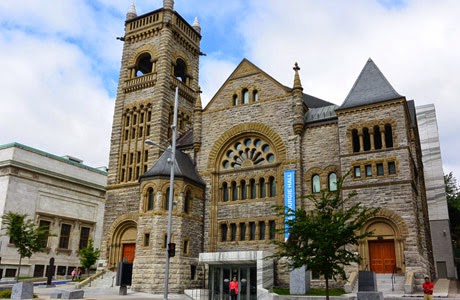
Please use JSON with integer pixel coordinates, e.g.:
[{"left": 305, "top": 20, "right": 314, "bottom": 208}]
[{"left": 284, "top": 170, "right": 296, "bottom": 240}]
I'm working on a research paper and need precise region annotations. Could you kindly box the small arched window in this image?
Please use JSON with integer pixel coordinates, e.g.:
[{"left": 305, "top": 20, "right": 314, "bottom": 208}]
[
  {"left": 352, "top": 129, "right": 360, "bottom": 153},
  {"left": 312, "top": 174, "right": 320, "bottom": 193},
  {"left": 233, "top": 94, "right": 238, "bottom": 106},
  {"left": 241, "top": 180, "right": 247, "bottom": 200},
  {"left": 135, "top": 53, "right": 153, "bottom": 77},
  {"left": 174, "top": 58, "right": 187, "bottom": 83},
  {"left": 249, "top": 179, "right": 256, "bottom": 199},
  {"left": 269, "top": 176, "right": 276, "bottom": 197},
  {"left": 242, "top": 89, "right": 249, "bottom": 104},
  {"left": 259, "top": 178, "right": 266, "bottom": 198},
  {"left": 328, "top": 173, "right": 337, "bottom": 192},
  {"left": 385, "top": 124, "right": 394, "bottom": 148},
  {"left": 232, "top": 181, "right": 238, "bottom": 201},
  {"left": 363, "top": 127, "right": 371, "bottom": 151},
  {"left": 147, "top": 188, "right": 154, "bottom": 211},
  {"left": 222, "top": 182, "right": 229, "bottom": 202},
  {"left": 184, "top": 191, "right": 191, "bottom": 213},
  {"left": 374, "top": 125, "right": 382, "bottom": 149},
  {"left": 253, "top": 90, "right": 259, "bottom": 102}
]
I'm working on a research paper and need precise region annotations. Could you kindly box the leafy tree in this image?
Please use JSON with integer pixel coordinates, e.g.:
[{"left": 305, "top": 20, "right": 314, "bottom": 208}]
[
  {"left": 79, "top": 239, "right": 100, "bottom": 277},
  {"left": 445, "top": 172, "right": 460, "bottom": 248},
  {"left": 1, "top": 212, "right": 49, "bottom": 281},
  {"left": 271, "top": 175, "right": 379, "bottom": 300}
]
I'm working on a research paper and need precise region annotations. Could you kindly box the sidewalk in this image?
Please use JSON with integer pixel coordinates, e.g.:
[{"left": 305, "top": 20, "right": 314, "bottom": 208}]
[{"left": 33, "top": 284, "right": 190, "bottom": 300}]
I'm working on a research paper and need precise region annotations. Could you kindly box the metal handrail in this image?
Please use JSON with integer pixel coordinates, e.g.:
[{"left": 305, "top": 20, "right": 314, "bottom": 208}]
[{"left": 391, "top": 265, "right": 397, "bottom": 291}]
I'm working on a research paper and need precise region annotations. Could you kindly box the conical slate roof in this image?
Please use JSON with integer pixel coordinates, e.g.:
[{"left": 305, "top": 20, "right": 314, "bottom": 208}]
[
  {"left": 140, "top": 149, "right": 205, "bottom": 187},
  {"left": 340, "top": 58, "right": 402, "bottom": 110}
]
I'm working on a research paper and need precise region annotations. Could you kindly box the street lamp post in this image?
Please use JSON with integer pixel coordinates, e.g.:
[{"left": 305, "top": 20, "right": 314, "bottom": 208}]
[
  {"left": 145, "top": 87, "right": 178, "bottom": 300},
  {"left": 164, "top": 87, "right": 178, "bottom": 300}
]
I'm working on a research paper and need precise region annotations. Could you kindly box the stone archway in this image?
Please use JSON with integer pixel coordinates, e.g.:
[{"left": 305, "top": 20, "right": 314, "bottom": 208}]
[
  {"left": 107, "top": 213, "right": 138, "bottom": 268},
  {"left": 359, "top": 210, "right": 408, "bottom": 274}
]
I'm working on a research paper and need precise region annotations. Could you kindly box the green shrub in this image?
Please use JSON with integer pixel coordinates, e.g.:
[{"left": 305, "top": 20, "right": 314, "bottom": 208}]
[
  {"left": 0, "top": 289, "right": 11, "bottom": 298},
  {"left": 0, "top": 289, "right": 38, "bottom": 298}
]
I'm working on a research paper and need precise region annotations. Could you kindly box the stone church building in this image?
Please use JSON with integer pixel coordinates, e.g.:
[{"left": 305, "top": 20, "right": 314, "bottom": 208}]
[{"left": 100, "top": 1, "right": 454, "bottom": 297}]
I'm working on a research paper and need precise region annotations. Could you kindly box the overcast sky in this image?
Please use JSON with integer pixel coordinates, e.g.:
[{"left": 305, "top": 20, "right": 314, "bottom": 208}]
[{"left": 1, "top": 0, "right": 459, "bottom": 180}]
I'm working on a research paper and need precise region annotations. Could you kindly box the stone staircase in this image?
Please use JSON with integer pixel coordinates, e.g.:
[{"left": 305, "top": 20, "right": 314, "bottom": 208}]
[
  {"left": 351, "top": 273, "right": 405, "bottom": 294},
  {"left": 84, "top": 270, "right": 117, "bottom": 288},
  {"left": 375, "top": 274, "right": 405, "bottom": 293}
]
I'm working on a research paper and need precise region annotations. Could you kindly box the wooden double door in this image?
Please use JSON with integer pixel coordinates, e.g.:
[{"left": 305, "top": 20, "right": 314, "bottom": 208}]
[
  {"left": 369, "top": 240, "right": 396, "bottom": 273},
  {"left": 122, "top": 243, "right": 136, "bottom": 263}
]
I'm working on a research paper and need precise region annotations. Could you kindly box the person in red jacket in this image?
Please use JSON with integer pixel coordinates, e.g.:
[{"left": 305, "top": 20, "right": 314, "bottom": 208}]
[
  {"left": 229, "top": 276, "right": 239, "bottom": 300},
  {"left": 422, "top": 276, "right": 434, "bottom": 300}
]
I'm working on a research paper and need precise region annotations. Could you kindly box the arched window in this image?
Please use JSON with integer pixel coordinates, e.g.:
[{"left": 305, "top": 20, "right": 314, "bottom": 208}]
[
  {"left": 184, "top": 191, "right": 191, "bottom": 213},
  {"left": 241, "top": 180, "right": 247, "bottom": 200},
  {"left": 233, "top": 94, "right": 238, "bottom": 106},
  {"left": 259, "top": 178, "right": 266, "bottom": 198},
  {"left": 269, "top": 176, "right": 276, "bottom": 197},
  {"left": 222, "top": 182, "right": 229, "bottom": 202},
  {"left": 221, "top": 224, "right": 228, "bottom": 242},
  {"left": 232, "top": 181, "right": 238, "bottom": 201},
  {"left": 249, "top": 179, "right": 256, "bottom": 199},
  {"left": 312, "top": 174, "right": 320, "bottom": 193},
  {"left": 242, "top": 89, "right": 249, "bottom": 104},
  {"left": 328, "top": 173, "right": 337, "bottom": 192},
  {"left": 253, "top": 90, "right": 259, "bottom": 102},
  {"left": 174, "top": 58, "right": 187, "bottom": 83},
  {"left": 352, "top": 129, "right": 360, "bottom": 153},
  {"left": 363, "top": 127, "right": 371, "bottom": 151},
  {"left": 135, "top": 53, "right": 153, "bottom": 77},
  {"left": 374, "top": 125, "right": 382, "bottom": 149},
  {"left": 147, "top": 188, "right": 154, "bottom": 211},
  {"left": 385, "top": 124, "right": 394, "bottom": 148}
]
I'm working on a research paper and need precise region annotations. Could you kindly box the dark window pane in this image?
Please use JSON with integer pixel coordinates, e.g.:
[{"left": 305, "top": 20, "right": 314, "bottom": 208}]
[
  {"left": 388, "top": 162, "right": 396, "bottom": 174},
  {"left": 59, "top": 224, "right": 71, "bottom": 249},
  {"left": 377, "top": 163, "right": 384, "bottom": 176},
  {"left": 79, "top": 227, "right": 90, "bottom": 249}
]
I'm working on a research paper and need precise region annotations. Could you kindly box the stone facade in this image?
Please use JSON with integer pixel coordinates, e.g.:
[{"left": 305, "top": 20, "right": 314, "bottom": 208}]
[
  {"left": 101, "top": 1, "right": 451, "bottom": 297},
  {"left": 0, "top": 143, "right": 106, "bottom": 278}
]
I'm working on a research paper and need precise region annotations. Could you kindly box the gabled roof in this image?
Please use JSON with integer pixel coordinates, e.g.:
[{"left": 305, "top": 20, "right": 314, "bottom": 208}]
[
  {"left": 302, "top": 93, "right": 334, "bottom": 108},
  {"left": 339, "top": 58, "right": 402, "bottom": 110},
  {"left": 140, "top": 149, "right": 205, "bottom": 187},
  {"left": 305, "top": 104, "right": 339, "bottom": 123}
]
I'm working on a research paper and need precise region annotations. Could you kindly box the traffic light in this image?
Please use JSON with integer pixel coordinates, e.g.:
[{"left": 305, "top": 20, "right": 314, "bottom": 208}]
[{"left": 168, "top": 243, "right": 176, "bottom": 257}]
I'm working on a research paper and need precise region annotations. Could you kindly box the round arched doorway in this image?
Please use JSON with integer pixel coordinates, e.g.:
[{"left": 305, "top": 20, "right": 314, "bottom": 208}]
[{"left": 360, "top": 217, "right": 406, "bottom": 274}]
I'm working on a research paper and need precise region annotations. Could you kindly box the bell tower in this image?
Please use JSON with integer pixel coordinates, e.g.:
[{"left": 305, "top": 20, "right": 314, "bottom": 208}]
[{"left": 101, "top": 0, "right": 202, "bottom": 280}]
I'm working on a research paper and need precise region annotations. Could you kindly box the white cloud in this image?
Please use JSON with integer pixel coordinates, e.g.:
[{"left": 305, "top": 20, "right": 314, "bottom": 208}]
[
  {"left": 0, "top": 29, "right": 113, "bottom": 167},
  {"left": 0, "top": 0, "right": 459, "bottom": 179}
]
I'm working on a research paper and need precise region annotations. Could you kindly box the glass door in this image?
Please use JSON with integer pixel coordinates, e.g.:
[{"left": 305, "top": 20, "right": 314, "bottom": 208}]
[{"left": 208, "top": 265, "right": 257, "bottom": 300}]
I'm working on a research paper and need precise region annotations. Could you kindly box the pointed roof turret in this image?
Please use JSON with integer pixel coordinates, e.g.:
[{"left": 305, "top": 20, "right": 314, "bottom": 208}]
[
  {"left": 340, "top": 58, "right": 402, "bottom": 110},
  {"left": 140, "top": 149, "right": 205, "bottom": 186},
  {"left": 126, "top": 1, "right": 137, "bottom": 20},
  {"left": 192, "top": 17, "right": 201, "bottom": 34},
  {"left": 292, "top": 62, "right": 303, "bottom": 92}
]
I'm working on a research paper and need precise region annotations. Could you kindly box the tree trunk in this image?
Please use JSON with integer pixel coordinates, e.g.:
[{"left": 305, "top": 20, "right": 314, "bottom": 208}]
[
  {"left": 325, "top": 277, "right": 330, "bottom": 300},
  {"left": 17, "top": 256, "right": 23, "bottom": 282}
]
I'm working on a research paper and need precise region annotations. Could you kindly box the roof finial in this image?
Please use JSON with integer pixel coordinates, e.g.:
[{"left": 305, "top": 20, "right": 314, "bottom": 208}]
[
  {"left": 293, "top": 62, "right": 303, "bottom": 91},
  {"left": 192, "top": 17, "right": 201, "bottom": 34},
  {"left": 163, "top": 0, "right": 174, "bottom": 10},
  {"left": 126, "top": 1, "right": 137, "bottom": 20}
]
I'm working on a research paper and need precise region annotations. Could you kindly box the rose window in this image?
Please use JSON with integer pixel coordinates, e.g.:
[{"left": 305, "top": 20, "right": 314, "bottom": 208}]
[{"left": 222, "top": 138, "right": 275, "bottom": 169}]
